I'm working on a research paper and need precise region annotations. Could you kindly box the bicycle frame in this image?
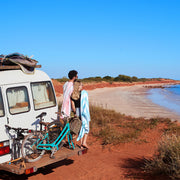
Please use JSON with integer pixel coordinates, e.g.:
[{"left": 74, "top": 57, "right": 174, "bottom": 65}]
[
  {"left": 36, "top": 122, "right": 75, "bottom": 151},
  {"left": 5, "top": 125, "right": 28, "bottom": 160}
]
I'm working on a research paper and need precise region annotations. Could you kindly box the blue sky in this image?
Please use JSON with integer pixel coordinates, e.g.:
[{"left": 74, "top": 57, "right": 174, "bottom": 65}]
[{"left": 0, "top": 0, "right": 180, "bottom": 79}]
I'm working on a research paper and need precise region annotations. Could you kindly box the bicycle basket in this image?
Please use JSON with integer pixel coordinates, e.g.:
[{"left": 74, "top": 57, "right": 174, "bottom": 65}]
[
  {"left": 69, "top": 117, "right": 82, "bottom": 135},
  {"left": 48, "top": 122, "right": 62, "bottom": 143}
]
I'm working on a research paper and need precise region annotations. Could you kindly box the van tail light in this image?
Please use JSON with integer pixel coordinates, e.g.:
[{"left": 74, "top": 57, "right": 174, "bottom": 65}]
[
  {"left": 0, "top": 141, "right": 10, "bottom": 156},
  {"left": 78, "top": 148, "right": 88, "bottom": 155},
  {"left": 25, "top": 167, "right": 37, "bottom": 174}
]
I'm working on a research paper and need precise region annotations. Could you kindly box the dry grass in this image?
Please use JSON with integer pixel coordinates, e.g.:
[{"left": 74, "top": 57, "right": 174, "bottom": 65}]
[
  {"left": 89, "top": 105, "right": 171, "bottom": 145},
  {"left": 59, "top": 103, "right": 180, "bottom": 178},
  {"left": 164, "top": 122, "right": 180, "bottom": 136},
  {"left": 143, "top": 121, "right": 180, "bottom": 179},
  {"left": 144, "top": 134, "right": 180, "bottom": 179},
  {"left": 58, "top": 103, "right": 174, "bottom": 145},
  {"left": 90, "top": 105, "right": 180, "bottom": 179}
]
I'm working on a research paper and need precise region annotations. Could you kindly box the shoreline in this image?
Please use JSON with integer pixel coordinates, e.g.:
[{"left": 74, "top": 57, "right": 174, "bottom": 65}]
[
  {"left": 52, "top": 79, "right": 180, "bottom": 97},
  {"left": 55, "top": 81, "right": 180, "bottom": 121},
  {"left": 87, "top": 84, "right": 180, "bottom": 121}
]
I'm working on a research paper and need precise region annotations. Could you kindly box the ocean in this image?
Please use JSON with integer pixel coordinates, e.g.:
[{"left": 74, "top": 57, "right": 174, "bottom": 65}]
[{"left": 148, "top": 84, "right": 180, "bottom": 115}]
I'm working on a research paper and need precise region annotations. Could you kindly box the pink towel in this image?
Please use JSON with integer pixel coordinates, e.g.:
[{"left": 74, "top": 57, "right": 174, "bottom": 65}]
[{"left": 61, "top": 81, "right": 73, "bottom": 117}]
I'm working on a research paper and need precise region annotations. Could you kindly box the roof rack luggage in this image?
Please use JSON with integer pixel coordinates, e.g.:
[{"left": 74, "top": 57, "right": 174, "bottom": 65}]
[{"left": 0, "top": 53, "right": 41, "bottom": 74}]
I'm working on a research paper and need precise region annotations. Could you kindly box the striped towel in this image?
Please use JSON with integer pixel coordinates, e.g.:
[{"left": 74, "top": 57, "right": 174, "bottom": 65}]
[
  {"left": 61, "top": 81, "right": 73, "bottom": 118},
  {"left": 77, "top": 90, "right": 91, "bottom": 141}
]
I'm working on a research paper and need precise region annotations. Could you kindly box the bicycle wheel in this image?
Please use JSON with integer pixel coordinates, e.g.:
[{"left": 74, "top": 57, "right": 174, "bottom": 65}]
[
  {"left": 21, "top": 132, "right": 46, "bottom": 163},
  {"left": 48, "top": 121, "right": 64, "bottom": 147}
]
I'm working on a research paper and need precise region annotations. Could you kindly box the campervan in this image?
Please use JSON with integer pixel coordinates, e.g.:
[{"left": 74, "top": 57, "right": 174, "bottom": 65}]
[{"left": 0, "top": 69, "right": 58, "bottom": 164}]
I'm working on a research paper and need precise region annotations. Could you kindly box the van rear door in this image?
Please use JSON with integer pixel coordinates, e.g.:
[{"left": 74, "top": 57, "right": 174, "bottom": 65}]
[
  {"left": 30, "top": 81, "right": 58, "bottom": 125},
  {"left": 3, "top": 83, "right": 33, "bottom": 129},
  {"left": 4, "top": 81, "right": 58, "bottom": 129},
  {"left": 0, "top": 87, "right": 11, "bottom": 163}
]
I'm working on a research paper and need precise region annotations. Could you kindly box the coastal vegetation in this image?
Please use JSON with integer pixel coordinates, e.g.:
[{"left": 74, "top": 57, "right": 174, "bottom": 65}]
[
  {"left": 89, "top": 105, "right": 180, "bottom": 179},
  {"left": 55, "top": 74, "right": 167, "bottom": 83},
  {"left": 58, "top": 102, "right": 180, "bottom": 179},
  {"left": 144, "top": 134, "right": 180, "bottom": 179},
  {"left": 89, "top": 105, "right": 172, "bottom": 145},
  {"left": 143, "top": 122, "right": 180, "bottom": 179}
]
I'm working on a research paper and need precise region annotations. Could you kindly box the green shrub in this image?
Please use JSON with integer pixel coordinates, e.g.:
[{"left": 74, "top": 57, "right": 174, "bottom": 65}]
[
  {"left": 82, "top": 76, "right": 102, "bottom": 82},
  {"left": 102, "top": 76, "right": 114, "bottom": 81},
  {"left": 132, "top": 76, "right": 138, "bottom": 82},
  {"left": 114, "top": 74, "right": 132, "bottom": 82},
  {"left": 55, "top": 75, "right": 171, "bottom": 83},
  {"left": 144, "top": 134, "right": 180, "bottom": 179},
  {"left": 56, "top": 77, "right": 69, "bottom": 82}
]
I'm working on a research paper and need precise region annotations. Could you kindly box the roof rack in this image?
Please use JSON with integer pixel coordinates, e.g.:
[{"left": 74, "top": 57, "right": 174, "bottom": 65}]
[{"left": 0, "top": 65, "right": 41, "bottom": 70}]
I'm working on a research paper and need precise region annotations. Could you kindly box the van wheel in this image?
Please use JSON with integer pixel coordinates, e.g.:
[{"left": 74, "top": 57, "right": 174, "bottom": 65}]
[{"left": 21, "top": 132, "right": 45, "bottom": 163}]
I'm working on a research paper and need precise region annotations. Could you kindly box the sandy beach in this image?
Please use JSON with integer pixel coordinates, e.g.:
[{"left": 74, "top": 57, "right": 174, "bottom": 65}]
[
  {"left": 56, "top": 83, "right": 180, "bottom": 121},
  {"left": 87, "top": 85, "right": 180, "bottom": 121}
]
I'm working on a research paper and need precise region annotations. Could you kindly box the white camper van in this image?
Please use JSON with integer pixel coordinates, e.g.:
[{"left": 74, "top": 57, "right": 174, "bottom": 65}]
[
  {"left": 0, "top": 68, "right": 58, "bottom": 164},
  {"left": 0, "top": 65, "right": 86, "bottom": 175}
]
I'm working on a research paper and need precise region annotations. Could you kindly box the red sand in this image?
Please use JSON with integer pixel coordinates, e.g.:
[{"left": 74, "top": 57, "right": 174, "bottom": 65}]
[
  {"left": 1, "top": 123, "right": 168, "bottom": 179},
  {"left": 1, "top": 79, "right": 177, "bottom": 179},
  {"left": 41, "top": 79, "right": 178, "bottom": 179}
]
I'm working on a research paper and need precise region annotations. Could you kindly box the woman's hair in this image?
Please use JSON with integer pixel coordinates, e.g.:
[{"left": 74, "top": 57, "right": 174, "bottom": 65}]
[{"left": 71, "top": 80, "right": 81, "bottom": 100}]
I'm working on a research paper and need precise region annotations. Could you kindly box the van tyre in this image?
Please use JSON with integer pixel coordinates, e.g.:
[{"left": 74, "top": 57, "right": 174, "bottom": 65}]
[{"left": 21, "top": 132, "right": 45, "bottom": 163}]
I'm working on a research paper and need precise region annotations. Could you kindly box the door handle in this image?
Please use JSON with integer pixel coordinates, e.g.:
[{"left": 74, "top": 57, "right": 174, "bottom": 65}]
[{"left": 7, "top": 117, "right": 9, "bottom": 124}]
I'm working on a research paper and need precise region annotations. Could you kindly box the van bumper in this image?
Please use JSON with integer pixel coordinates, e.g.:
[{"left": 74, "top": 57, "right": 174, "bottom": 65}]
[{"left": 0, "top": 145, "right": 87, "bottom": 175}]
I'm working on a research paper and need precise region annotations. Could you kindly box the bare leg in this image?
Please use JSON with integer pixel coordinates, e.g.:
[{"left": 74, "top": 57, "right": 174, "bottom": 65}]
[
  {"left": 80, "top": 138, "right": 83, "bottom": 149},
  {"left": 82, "top": 134, "right": 88, "bottom": 148}
]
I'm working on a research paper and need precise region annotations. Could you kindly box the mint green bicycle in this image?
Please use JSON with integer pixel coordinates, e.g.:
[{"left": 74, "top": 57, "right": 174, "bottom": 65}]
[{"left": 21, "top": 113, "right": 75, "bottom": 163}]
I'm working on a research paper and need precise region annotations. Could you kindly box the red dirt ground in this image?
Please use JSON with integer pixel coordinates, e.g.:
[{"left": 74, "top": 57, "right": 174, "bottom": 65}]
[
  {"left": 0, "top": 79, "right": 177, "bottom": 180},
  {"left": 28, "top": 124, "right": 168, "bottom": 180},
  {"left": 0, "top": 124, "right": 169, "bottom": 179}
]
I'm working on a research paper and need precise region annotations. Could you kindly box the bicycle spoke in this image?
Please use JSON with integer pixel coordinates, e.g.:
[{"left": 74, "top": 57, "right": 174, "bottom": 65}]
[{"left": 21, "top": 132, "right": 45, "bottom": 162}]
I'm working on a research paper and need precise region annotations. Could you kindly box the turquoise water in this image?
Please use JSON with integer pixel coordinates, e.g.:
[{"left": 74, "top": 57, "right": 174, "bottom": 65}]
[{"left": 148, "top": 84, "right": 180, "bottom": 115}]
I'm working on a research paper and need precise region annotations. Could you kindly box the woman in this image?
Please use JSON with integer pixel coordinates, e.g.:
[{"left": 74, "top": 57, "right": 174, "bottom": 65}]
[{"left": 71, "top": 80, "right": 90, "bottom": 148}]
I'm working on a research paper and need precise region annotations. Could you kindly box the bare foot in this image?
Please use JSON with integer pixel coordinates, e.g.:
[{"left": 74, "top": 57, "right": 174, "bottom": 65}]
[{"left": 82, "top": 144, "right": 89, "bottom": 149}]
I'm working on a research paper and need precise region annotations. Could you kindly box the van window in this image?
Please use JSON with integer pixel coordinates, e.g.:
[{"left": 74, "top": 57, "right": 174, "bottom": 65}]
[
  {"left": 0, "top": 88, "right": 5, "bottom": 117},
  {"left": 7, "top": 86, "right": 30, "bottom": 114},
  {"left": 31, "top": 81, "right": 56, "bottom": 110}
]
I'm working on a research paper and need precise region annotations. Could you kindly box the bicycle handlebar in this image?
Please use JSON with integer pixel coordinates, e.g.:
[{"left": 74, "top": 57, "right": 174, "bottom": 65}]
[{"left": 36, "top": 112, "right": 47, "bottom": 119}]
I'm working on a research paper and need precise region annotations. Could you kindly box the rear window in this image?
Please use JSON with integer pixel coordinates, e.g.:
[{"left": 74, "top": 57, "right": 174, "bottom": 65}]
[
  {"left": 0, "top": 88, "right": 5, "bottom": 117},
  {"left": 31, "top": 81, "right": 56, "bottom": 110},
  {"left": 7, "top": 86, "right": 30, "bottom": 114}
]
